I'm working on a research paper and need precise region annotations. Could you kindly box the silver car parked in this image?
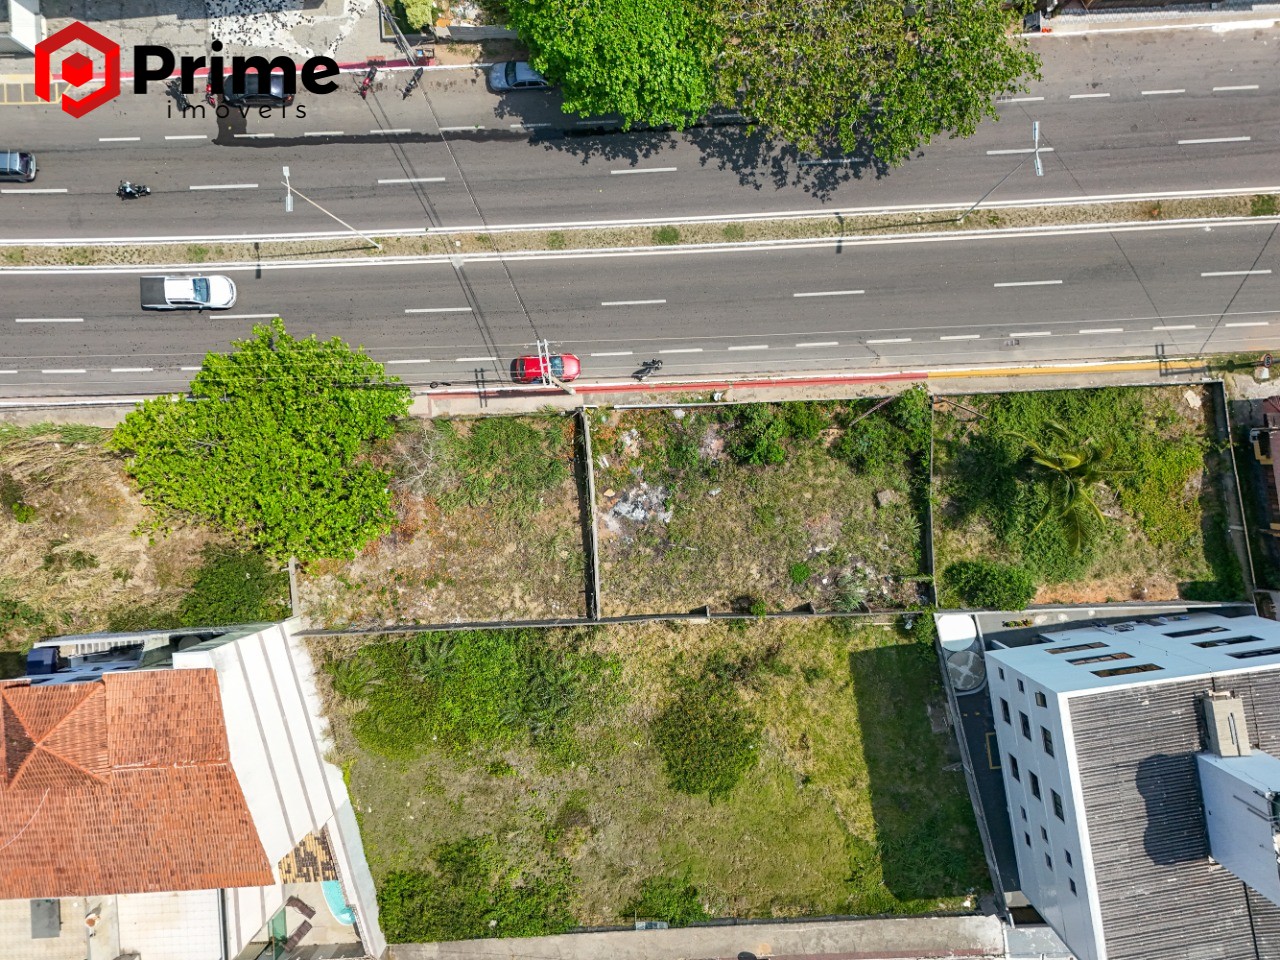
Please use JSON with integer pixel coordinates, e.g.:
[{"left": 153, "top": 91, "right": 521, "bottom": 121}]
[{"left": 487, "top": 61, "right": 551, "bottom": 93}]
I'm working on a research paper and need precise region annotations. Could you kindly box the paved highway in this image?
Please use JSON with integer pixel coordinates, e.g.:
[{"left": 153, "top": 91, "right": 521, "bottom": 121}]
[
  {"left": 1, "top": 30, "right": 1279, "bottom": 240},
  {"left": 2, "top": 218, "right": 1277, "bottom": 395}
]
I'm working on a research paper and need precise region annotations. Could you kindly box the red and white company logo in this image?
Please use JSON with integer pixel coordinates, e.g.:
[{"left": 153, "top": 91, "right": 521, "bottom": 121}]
[{"left": 35, "top": 21, "right": 121, "bottom": 118}]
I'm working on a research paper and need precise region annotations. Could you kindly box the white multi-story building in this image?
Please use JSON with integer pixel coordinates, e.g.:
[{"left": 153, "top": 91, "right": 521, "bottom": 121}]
[{"left": 986, "top": 612, "right": 1280, "bottom": 960}]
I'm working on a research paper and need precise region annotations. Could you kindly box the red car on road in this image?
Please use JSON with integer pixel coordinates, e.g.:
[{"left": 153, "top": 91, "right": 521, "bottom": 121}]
[{"left": 512, "top": 353, "right": 581, "bottom": 383}]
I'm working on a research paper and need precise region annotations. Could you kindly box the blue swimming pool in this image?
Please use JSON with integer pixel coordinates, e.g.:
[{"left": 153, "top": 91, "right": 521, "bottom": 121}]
[{"left": 322, "top": 880, "right": 355, "bottom": 926}]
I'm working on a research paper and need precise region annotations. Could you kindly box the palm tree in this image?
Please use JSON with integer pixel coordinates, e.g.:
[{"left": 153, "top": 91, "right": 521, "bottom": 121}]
[{"left": 1010, "top": 421, "right": 1119, "bottom": 553}]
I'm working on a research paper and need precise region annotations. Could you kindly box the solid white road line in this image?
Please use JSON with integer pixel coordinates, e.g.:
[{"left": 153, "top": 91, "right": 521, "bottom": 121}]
[
  {"left": 99, "top": 136, "right": 140, "bottom": 142},
  {"left": 591, "top": 351, "right": 634, "bottom": 357},
  {"left": 986, "top": 147, "right": 1056, "bottom": 155},
  {"left": 180, "top": 366, "right": 202, "bottom": 371},
  {"left": 110, "top": 367, "right": 153, "bottom": 373},
  {"left": 223, "top": 313, "right": 277, "bottom": 319},
  {"left": 660, "top": 348, "right": 702, "bottom": 354},
  {"left": 1201, "top": 269, "right": 1272, "bottom": 277},
  {"left": 15, "top": 318, "right": 82, "bottom": 323},
  {"left": 610, "top": 167, "right": 678, "bottom": 176},
  {"left": 941, "top": 334, "right": 981, "bottom": 340},
  {"left": 867, "top": 338, "right": 912, "bottom": 344},
  {"left": 376, "top": 128, "right": 412, "bottom": 135},
  {"left": 0, "top": 370, "right": 15, "bottom": 375},
  {"left": 379, "top": 177, "right": 446, "bottom": 184},
  {"left": 1, "top": 188, "right": 67, "bottom": 193},
  {"left": 234, "top": 133, "right": 275, "bottom": 139},
  {"left": 796, "top": 341, "right": 839, "bottom": 348},
  {"left": 1179, "top": 136, "right": 1251, "bottom": 144},
  {"left": 1214, "top": 85, "right": 1260, "bottom": 92},
  {"left": 1155, "top": 324, "right": 1197, "bottom": 330},
  {"left": 1226, "top": 321, "right": 1270, "bottom": 328},
  {"left": 455, "top": 356, "right": 496, "bottom": 362},
  {"left": 1142, "top": 89, "right": 1186, "bottom": 95},
  {"left": 440, "top": 125, "right": 484, "bottom": 132},
  {"left": 727, "top": 345, "right": 768, "bottom": 351},
  {"left": 405, "top": 306, "right": 472, "bottom": 313},
  {"left": 601, "top": 299, "right": 667, "bottom": 306},
  {"left": 304, "top": 130, "right": 345, "bottom": 137},
  {"left": 994, "top": 280, "right": 1063, "bottom": 287},
  {"left": 385, "top": 359, "right": 432, "bottom": 365},
  {"left": 164, "top": 135, "right": 208, "bottom": 140},
  {"left": 1012, "top": 331, "right": 1053, "bottom": 337},
  {"left": 189, "top": 183, "right": 259, "bottom": 190},
  {"left": 1069, "top": 92, "right": 1110, "bottom": 99},
  {"left": 1080, "top": 327, "right": 1125, "bottom": 334},
  {"left": 793, "top": 289, "right": 865, "bottom": 298},
  {"left": 41, "top": 368, "right": 86, "bottom": 374}
]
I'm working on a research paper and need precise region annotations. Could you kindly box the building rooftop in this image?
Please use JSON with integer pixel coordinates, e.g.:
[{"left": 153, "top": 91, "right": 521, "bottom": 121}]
[{"left": 0, "top": 669, "right": 273, "bottom": 899}]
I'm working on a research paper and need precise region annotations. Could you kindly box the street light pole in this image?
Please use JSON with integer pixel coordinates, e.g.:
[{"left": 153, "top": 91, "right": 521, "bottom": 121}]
[
  {"left": 956, "top": 121, "right": 1045, "bottom": 223},
  {"left": 280, "top": 166, "right": 382, "bottom": 250}
]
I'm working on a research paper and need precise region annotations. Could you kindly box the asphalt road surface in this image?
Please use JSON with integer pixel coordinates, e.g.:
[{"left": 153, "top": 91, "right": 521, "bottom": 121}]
[
  {"left": 2, "top": 217, "right": 1277, "bottom": 395},
  {"left": 1, "top": 30, "right": 1279, "bottom": 241}
]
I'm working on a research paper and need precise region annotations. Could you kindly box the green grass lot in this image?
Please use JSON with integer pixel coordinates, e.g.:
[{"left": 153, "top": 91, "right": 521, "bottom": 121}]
[
  {"left": 592, "top": 392, "right": 932, "bottom": 615},
  {"left": 317, "top": 618, "right": 987, "bottom": 941},
  {"left": 933, "top": 386, "right": 1244, "bottom": 606}
]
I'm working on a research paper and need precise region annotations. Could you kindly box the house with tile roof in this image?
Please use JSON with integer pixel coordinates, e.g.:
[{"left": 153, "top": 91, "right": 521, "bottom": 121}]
[{"left": 0, "top": 619, "right": 385, "bottom": 960}]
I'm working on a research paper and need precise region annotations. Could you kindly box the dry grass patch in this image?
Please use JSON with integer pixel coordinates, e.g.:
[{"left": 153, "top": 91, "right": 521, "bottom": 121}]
[
  {"left": 300, "top": 415, "right": 585, "bottom": 627},
  {"left": 0, "top": 424, "right": 220, "bottom": 649}
]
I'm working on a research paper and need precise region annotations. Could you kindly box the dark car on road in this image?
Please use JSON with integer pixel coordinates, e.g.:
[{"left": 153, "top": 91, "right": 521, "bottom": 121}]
[{"left": 220, "top": 72, "right": 294, "bottom": 107}]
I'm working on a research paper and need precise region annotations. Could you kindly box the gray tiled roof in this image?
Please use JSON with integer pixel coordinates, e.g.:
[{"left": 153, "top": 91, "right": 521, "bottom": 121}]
[{"left": 1071, "top": 672, "right": 1280, "bottom": 960}]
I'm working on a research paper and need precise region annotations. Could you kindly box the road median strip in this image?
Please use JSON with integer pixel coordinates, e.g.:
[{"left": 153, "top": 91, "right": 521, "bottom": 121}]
[{"left": 0, "top": 192, "right": 1277, "bottom": 269}]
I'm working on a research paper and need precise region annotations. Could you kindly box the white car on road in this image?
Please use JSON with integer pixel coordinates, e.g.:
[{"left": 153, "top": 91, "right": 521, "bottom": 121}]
[{"left": 140, "top": 275, "right": 237, "bottom": 311}]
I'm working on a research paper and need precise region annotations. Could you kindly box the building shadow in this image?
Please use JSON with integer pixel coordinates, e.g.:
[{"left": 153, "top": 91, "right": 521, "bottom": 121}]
[{"left": 848, "top": 640, "right": 990, "bottom": 902}]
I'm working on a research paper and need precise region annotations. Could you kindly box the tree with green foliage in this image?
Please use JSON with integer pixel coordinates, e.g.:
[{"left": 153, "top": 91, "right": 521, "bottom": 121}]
[
  {"left": 499, "top": 0, "right": 1038, "bottom": 165},
  {"left": 1011, "top": 421, "right": 1118, "bottom": 553},
  {"left": 505, "top": 0, "right": 720, "bottom": 128},
  {"left": 712, "top": 0, "right": 1040, "bottom": 165},
  {"left": 111, "top": 319, "right": 409, "bottom": 563}
]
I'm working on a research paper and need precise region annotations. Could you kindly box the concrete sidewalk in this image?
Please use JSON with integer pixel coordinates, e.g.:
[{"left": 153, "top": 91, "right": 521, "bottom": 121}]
[
  {"left": 1031, "top": 1, "right": 1280, "bottom": 34},
  {"left": 390, "top": 916, "right": 1006, "bottom": 960}
]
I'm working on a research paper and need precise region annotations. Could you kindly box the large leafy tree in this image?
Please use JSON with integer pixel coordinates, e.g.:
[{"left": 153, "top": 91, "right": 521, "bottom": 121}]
[
  {"left": 111, "top": 319, "right": 410, "bottom": 562},
  {"left": 502, "top": 0, "right": 1039, "bottom": 164},
  {"left": 712, "top": 0, "right": 1041, "bottom": 164},
  {"left": 505, "top": 0, "right": 720, "bottom": 128}
]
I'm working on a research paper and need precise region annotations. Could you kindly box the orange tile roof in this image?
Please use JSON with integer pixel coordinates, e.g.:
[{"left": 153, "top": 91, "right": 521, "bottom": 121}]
[{"left": 0, "top": 669, "right": 273, "bottom": 898}]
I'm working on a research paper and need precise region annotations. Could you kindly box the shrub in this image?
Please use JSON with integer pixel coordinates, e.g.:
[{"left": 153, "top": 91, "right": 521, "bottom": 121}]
[
  {"left": 12, "top": 503, "right": 35, "bottom": 523},
  {"left": 179, "top": 546, "right": 291, "bottom": 625},
  {"left": 653, "top": 225, "right": 681, "bottom": 245},
  {"left": 545, "top": 230, "right": 566, "bottom": 250},
  {"left": 834, "top": 387, "right": 931, "bottom": 477},
  {"left": 725, "top": 404, "right": 787, "bottom": 465},
  {"left": 651, "top": 675, "right": 759, "bottom": 799},
  {"left": 721, "top": 223, "right": 745, "bottom": 241},
  {"left": 397, "top": 0, "right": 438, "bottom": 31},
  {"left": 377, "top": 837, "right": 574, "bottom": 942},
  {"left": 789, "top": 561, "right": 812, "bottom": 586},
  {"left": 349, "top": 629, "right": 608, "bottom": 760},
  {"left": 625, "top": 871, "right": 711, "bottom": 926},
  {"left": 943, "top": 560, "right": 1036, "bottom": 610},
  {"left": 0, "top": 592, "right": 45, "bottom": 635}
]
